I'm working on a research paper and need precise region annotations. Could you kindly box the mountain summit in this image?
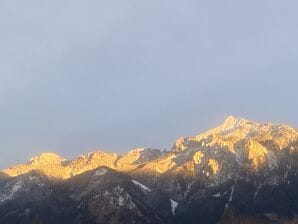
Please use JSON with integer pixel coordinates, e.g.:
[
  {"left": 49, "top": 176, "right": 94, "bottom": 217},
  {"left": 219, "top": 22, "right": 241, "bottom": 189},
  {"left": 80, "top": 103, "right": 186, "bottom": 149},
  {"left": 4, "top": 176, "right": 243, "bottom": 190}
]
[
  {"left": 1, "top": 116, "right": 298, "bottom": 224},
  {"left": 29, "top": 153, "right": 65, "bottom": 166}
]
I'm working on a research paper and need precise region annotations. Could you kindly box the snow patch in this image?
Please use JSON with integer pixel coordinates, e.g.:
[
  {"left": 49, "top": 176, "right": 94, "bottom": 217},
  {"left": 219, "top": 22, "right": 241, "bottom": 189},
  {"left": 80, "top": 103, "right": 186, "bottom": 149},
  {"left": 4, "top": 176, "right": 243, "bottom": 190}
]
[
  {"left": 95, "top": 168, "right": 107, "bottom": 176},
  {"left": 212, "top": 193, "right": 220, "bottom": 198},
  {"left": 225, "top": 185, "right": 234, "bottom": 208},
  {"left": 0, "top": 180, "right": 24, "bottom": 203},
  {"left": 170, "top": 199, "right": 178, "bottom": 215},
  {"left": 254, "top": 185, "right": 262, "bottom": 198},
  {"left": 228, "top": 186, "right": 234, "bottom": 202},
  {"left": 118, "top": 195, "right": 125, "bottom": 206},
  {"left": 132, "top": 180, "right": 151, "bottom": 192}
]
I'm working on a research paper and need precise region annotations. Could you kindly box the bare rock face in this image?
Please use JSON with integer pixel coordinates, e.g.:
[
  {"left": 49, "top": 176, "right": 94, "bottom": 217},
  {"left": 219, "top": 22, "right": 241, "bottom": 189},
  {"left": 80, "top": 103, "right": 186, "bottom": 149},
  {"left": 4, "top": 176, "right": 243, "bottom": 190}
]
[
  {"left": 115, "top": 148, "right": 162, "bottom": 171},
  {"left": 68, "top": 151, "right": 118, "bottom": 177}
]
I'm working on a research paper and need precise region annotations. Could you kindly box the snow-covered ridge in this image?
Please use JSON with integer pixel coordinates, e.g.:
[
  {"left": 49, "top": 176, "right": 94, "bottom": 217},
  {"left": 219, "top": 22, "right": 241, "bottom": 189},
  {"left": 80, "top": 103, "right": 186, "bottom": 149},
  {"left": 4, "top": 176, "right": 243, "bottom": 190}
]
[{"left": 0, "top": 174, "right": 45, "bottom": 204}]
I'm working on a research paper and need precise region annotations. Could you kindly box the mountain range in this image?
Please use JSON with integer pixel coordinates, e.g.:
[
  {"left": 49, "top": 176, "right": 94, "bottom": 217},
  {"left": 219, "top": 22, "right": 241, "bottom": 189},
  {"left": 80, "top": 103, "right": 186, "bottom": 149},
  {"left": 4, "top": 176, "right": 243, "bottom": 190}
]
[{"left": 1, "top": 116, "right": 298, "bottom": 224}]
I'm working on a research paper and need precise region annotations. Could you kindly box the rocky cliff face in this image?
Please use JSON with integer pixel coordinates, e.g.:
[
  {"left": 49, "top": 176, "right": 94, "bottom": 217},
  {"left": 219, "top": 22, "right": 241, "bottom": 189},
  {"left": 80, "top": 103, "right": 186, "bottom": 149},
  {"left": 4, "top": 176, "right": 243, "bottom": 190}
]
[{"left": 1, "top": 116, "right": 298, "bottom": 224}]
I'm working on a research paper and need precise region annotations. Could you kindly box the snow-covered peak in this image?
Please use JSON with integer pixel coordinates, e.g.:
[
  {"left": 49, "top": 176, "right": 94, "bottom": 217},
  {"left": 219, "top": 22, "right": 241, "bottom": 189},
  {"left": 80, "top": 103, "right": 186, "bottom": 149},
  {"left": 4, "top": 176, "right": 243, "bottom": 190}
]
[
  {"left": 215, "top": 116, "right": 297, "bottom": 139},
  {"left": 221, "top": 115, "right": 249, "bottom": 131},
  {"left": 173, "top": 116, "right": 297, "bottom": 152},
  {"left": 224, "top": 115, "right": 246, "bottom": 125},
  {"left": 168, "top": 116, "right": 298, "bottom": 180}
]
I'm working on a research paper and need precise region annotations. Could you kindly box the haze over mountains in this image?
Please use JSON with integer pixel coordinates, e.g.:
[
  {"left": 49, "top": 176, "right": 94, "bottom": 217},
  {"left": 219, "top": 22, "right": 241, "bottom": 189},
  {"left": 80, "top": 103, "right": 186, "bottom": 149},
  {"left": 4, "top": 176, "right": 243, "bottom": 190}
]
[{"left": 1, "top": 116, "right": 298, "bottom": 224}]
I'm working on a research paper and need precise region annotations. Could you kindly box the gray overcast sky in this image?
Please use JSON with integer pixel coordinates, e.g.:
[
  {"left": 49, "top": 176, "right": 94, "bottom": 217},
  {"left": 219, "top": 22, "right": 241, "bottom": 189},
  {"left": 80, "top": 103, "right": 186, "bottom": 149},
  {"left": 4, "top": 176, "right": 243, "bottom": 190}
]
[{"left": 1, "top": 0, "right": 298, "bottom": 168}]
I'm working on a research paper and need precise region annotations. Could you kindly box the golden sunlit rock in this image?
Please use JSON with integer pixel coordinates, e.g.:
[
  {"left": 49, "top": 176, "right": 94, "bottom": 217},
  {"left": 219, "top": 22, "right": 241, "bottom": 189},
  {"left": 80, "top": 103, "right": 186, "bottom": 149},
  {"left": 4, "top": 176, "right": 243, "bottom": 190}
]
[
  {"left": 140, "top": 154, "right": 177, "bottom": 174},
  {"left": 69, "top": 151, "right": 118, "bottom": 177},
  {"left": 3, "top": 151, "right": 118, "bottom": 180},
  {"left": 115, "top": 148, "right": 143, "bottom": 171},
  {"left": 29, "top": 153, "right": 64, "bottom": 166},
  {"left": 174, "top": 138, "right": 186, "bottom": 151},
  {"left": 193, "top": 151, "right": 204, "bottom": 165},
  {"left": 208, "top": 159, "right": 219, "bottom": 175},
  {"left": 245, "top": 139, "right": 268, "bottom": 170}
]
